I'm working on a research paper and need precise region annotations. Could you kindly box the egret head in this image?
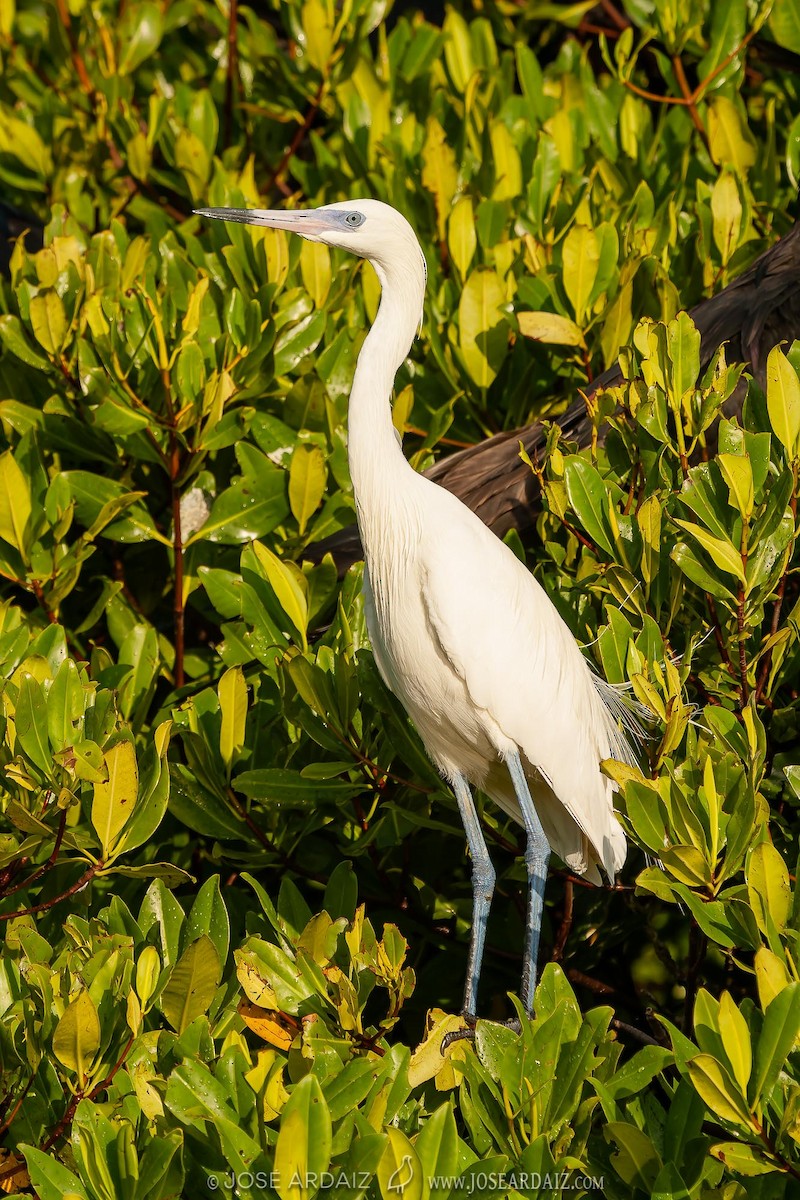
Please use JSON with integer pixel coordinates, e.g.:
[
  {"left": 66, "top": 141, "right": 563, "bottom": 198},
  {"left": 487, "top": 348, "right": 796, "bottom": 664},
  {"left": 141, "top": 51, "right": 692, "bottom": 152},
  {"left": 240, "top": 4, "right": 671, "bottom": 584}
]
[{"left": 195, "top": 198, "right": 426, "bottom": 289}]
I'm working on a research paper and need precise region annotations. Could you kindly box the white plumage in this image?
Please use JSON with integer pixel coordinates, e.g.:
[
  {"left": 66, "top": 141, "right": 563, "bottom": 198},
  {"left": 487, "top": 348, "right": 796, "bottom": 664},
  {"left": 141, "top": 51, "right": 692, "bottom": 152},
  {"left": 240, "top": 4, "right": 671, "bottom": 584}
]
[{"left": 198, "top": 197, "right": 635, "bottom": 1022}]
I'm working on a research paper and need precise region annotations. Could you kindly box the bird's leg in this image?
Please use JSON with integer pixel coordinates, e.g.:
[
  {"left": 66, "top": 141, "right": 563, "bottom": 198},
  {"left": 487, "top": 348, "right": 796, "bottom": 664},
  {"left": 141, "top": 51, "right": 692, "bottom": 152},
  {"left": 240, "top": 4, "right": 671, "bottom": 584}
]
[
  {"left": 451, "top": 772, "right": 496, "bottom": 1021},
  {"left": 507, "top": 750, "right": 550, "bottom": 1015}
]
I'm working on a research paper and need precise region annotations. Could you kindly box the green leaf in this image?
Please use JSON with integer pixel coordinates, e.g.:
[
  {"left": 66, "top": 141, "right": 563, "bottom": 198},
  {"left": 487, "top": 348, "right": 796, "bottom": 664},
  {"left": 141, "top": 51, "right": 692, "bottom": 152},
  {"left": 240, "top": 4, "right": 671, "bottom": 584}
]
[
  {"left": 233, "top": 767, "right": 363, "bottom": 803},
  {"left": 188, "top": 472, "right": 289, "bottom": 544},
  {"left": 185, "top": 875, "right": 230, "bottom": 968},
  {"left": 670, "top": 541, "right": 736, "bottom": 600},
  {"left": 251, "top": 542, "right": 308, "bottom": 650},
  {"left": 667, "top": 311, "right": 701, "bottom": 402},
  {"left": 289, "top": 444, "right": 327, "bottom": 536},
  {"left": 673, "top": 519, "right": 746, "bottom": 582},
  {"left": 686, "top": 1053, "right": 752, "bottom": 1127},
  {"left": 14, "top": 673, "right": 51, "bottom": 774},
  {"left": 118, "top": 1, "right": 164, "bottom": 73},
  {"left": 52, "top": 990, "right": 101, "bottom": 1083},
  {"left": 0, "top": 449, "right": 32, "bottom": 554},
  {"left": 564, "top": 457, "right": 615, "bottom": 555},
  {"left": 118, "top": 721, "right": 172, "bottom": 854},
  {"left": 20, "top": 1145, "right": 89, "bottom": 1200},
  {"left": 770, "top": 0, "right": 800, "bottom": 53},
  {"left": 92, "top": 739, "right": 139, "bottom": 856},
  {"left": 160, "top": 935, "right": 221, "bottom": 1034},
  {"left": 751, "top": 983, "right": 800, "bottom": 1107},
  {"left": 47, "top": 657, "right": 84, "bottom": 753},
  {"left": 274, "top": 1074, "right": 333, "bottom": 1200},
  {"left": 0, "top": 314, "right": 51, "bottom": 369},
  {"left": 765, "top": 344, "right": 800, "bottom": 457},
  {"left": 414, "top": 1103, "right": 458, "bottom": 1198},
  {"left": 603, "top": 1122, "right": 661, "bottom": 1190}
]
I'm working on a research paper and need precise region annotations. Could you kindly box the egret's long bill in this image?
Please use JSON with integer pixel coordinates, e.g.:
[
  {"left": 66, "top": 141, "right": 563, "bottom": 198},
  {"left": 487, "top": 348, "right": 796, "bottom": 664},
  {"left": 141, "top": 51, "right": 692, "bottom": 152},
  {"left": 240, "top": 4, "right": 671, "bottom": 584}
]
[
  {"left": 195, "top": 206, "right": 366, "bottom": 242},
  {"left": 197, "top": 198, "right": 638, "bottom": 1041}
]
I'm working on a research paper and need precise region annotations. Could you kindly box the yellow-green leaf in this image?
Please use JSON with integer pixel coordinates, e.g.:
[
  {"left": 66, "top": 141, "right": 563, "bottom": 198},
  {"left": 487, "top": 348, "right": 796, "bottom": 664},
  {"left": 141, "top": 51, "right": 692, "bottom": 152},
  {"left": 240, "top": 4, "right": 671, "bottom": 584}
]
[
  {"left": 300, "top": 240, "right": 332, "bottom": 308},
  {"left": 718, "top": 453, "right": 754, "bottom": 519},
  {"left": 252, "top": 542, "right": 308, "bottom": 650},
  {"left": 718, "top": 992, "right": 752, "bottom": 1092},
  {"left": 711, "top": 172, "right": 743, "bottom": 265},
  {"left": 52, "top": 991, "right": 101, "bottom": 1085},
  {"left": 301, "top": 0, "right": 334, "bottom": 72},
  {"left": 766, "top": 345, "right": 800, "bottom": 457},
  {"left": 490, "top": 119, "right": 522, "bottom": 200},
  {"left": 687, "top": 1053, "right": 752, "bottom": 1127},
  {"left": 517, "top": 310, "right": 584, "bottom": 346},
  {"left": 748, "top": 841, "right": 791, "bottom": 933},
  {"left": 274, "top": 1073, "right": 333, "bottom": 1200},
  {"left": 673, "top": 519, "right": 746, "bottom": 583},
  {"left": 0, "top": 450, "right": 31, "bottom": 554},
  {"left": 160, "top": 935, "right": 221, "bottom": 1034},
  {"left": 181, "top": 276, "right": 209, "bottom": 338},
  {"left": 708, "top": 96, "right": 757, "bottom": 173},
  {"left": 562, "top": 224, "right": 598, "bottom": 324},
  {"left": 29, "top": 291, "right": 66, "bottom": 354},
  {"left": 422, "top": 117, "right": 458, "bottom": 241},
  {"left": 289, "top": 444, "right": 327, "bottom": 536},
  {"left": 637, "top": 494, "right": 662, "bottom": 587},
  {"left": 458, "top": 268, "right": 507, "bottom": 388},
  {"left": 447, "top": 196, "right": 476, "bottom": 279},
  {"left": 377, "top": 1127, "right": 425, "bottom": 1200},
  {"left": 219, "top": 666, "right": 247, "bottom": 775},
  {"left": 92, "top": 740, "right": 139, "bottom": 856},
  {"left": 754, "top": 947, "right": 791, "bottom": 1011},
  {"left": 711, "top": 1142, "right": 778, "bottom": 1176}
]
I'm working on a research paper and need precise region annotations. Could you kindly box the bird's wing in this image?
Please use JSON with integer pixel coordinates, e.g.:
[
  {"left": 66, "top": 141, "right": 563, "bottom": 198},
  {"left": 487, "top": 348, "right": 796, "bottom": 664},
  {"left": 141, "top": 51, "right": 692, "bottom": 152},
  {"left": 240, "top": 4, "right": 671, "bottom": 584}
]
[{"left": 417, "top": 484, "right": 627, "bottom": 877}]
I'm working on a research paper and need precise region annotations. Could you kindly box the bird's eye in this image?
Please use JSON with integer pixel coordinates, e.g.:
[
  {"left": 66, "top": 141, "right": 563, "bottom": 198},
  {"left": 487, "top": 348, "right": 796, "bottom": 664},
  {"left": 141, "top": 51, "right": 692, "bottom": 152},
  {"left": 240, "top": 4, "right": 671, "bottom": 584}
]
[{"left": 344, "top": 212, "right": 365, "bottom": 227}]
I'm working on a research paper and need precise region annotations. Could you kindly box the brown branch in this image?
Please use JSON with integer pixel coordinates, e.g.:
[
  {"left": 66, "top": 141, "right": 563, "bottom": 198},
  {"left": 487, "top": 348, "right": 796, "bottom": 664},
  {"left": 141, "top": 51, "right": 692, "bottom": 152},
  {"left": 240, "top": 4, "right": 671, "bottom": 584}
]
[
  {"left": 736, "top": 584, "right": 749, "bottom": 706},
  {"left": 224, "top": 0, "right": 240, "bottom": 149},
  {"left": 40, "top": 1034, "right": 135, "bottom": 1154},
  {"left": 0, "top": 1074, "right": 36, "bottom": 1139},
  {"left": 0, "top": 810, "right": 67, "bottom": 900},
  {"left": 263, "top": 81, "right": 325, "bottom": 196},
  {"left": 611, "top": 1018, "right": 660, "bottom": 1046},
  {"left": 756, "top": 472, "right": 798, "bottom": 702},
  {"left": 599, "top": 0, "right": 629, "bottom": 31},
  {"left": 54, "top": 0, "right": 94, "bottom": 96},
  {"left": 683, "top": 923, "right": 708, "bottom": 1033},
  {"left": 671, "top": 55, "right": 706, "bottom": 141},
  {"left": 31, "top": 580, "right": 57, "bottom": 624},
  {"left": 0, "top": 860, "right": 101, "bottom": 922},
  {"left": 705, "top": 594, "right": 737, "bottom": 678},
  {"left": 552, "top": 878, "right": 573, "bottom": 962},
  {"left": 171, "top": 444, "right": 185, "bottom": 690}
]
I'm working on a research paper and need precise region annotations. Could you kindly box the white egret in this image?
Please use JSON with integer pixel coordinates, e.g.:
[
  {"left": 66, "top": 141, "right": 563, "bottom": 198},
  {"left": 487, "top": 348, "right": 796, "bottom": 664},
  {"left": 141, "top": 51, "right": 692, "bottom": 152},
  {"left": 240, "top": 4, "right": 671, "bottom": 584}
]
[{"left": 197, "top": 199, "right": 637, "bottom": 1025}]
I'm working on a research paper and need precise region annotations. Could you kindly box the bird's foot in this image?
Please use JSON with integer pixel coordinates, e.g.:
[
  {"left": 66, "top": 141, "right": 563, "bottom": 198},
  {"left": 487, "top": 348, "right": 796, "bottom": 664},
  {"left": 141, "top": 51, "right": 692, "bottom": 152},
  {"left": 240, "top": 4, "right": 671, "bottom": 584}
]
[{"left": 441, "top": 1014, "right": 522, "bottom": 1052}]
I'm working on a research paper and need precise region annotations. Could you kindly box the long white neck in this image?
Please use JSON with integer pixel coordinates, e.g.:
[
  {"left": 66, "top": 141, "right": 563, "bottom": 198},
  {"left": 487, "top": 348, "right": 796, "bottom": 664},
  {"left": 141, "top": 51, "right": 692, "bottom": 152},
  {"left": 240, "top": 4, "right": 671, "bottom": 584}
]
[{"left": 347, "top": 250, "right": 426, "bottom": 543}]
